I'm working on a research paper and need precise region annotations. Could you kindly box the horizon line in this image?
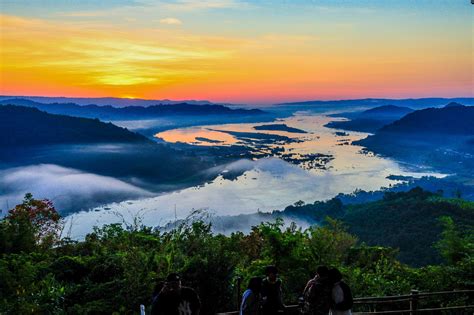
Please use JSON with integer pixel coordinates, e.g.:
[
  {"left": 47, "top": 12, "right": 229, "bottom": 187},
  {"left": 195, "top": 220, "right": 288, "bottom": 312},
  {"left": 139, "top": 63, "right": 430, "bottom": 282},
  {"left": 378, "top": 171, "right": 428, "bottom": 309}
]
[{"left": 1, "top": 94, "right": 474, "bottom": 106}]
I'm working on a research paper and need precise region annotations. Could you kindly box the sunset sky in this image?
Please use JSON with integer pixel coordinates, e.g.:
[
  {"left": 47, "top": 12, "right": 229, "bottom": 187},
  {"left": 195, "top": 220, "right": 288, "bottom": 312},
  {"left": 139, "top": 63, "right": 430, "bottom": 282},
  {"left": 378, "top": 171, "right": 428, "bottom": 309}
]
[{"left": 0, "top": 0, "right": 472, "bottom": 104}]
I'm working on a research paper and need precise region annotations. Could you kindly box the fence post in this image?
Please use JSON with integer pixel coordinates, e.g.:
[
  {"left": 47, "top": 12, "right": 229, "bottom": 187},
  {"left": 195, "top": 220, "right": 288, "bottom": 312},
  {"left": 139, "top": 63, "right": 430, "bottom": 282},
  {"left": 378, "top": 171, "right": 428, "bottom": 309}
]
[
  {"left": 409, "top": 289, "right": 419, "bottom": 315},
  {"left": 140, "top": 304, "right": 145, "bottom": 315},
  {"left": 236, "top": 276, "right": 243, "bottom": 311}
]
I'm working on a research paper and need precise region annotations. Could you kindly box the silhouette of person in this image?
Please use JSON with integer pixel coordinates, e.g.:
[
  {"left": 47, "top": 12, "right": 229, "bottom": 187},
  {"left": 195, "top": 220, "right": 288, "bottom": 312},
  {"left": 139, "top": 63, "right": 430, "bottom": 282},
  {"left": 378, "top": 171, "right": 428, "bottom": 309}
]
[
  {"left": 328, "top": 269, "right": 352, "bottom": 315},
  {"left": 241, "top": 276, "right": 262, "bottom": 315},
  {"left": 302, "top": 266, "right": 332, "bottom": 315},
  {"left": 151, "top": 273, "right": 201, "bottom": 315},
  {"left": 261, "top": 265, "right": 285, "bottom": 314}
]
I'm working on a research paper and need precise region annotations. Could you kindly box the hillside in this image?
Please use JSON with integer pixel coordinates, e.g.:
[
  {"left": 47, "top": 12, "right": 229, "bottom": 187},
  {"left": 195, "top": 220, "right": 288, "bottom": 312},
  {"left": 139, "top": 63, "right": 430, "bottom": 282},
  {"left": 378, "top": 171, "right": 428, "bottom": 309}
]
[
  {"left": 354, "top": 105, "right": 474, "bottom": 175},
  {"left": 0, "top": 98, "right": 265, "bottom": 120},
  {"left": 0, "top": 105, "right": 150, "bottom": 146},
  {"left": 377, "top": 105, "right": 474, "bottom": 135},
  {"left": 278, "top": 188, "right": 474, "bottom": 266},
  {"left": 326, "top": 105, "right": 414, "bottom": 132}
]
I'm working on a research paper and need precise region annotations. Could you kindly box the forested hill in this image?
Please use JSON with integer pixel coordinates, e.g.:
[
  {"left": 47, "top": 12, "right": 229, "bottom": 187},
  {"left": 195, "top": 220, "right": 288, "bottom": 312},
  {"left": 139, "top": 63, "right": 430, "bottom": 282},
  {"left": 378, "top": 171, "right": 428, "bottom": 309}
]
[
  {"left": 0, "top": 105, "right": 151, "bottom": 146},
  {"left": 354, "top": 104, "right": 474, "bottom": 174},
  {"left": 0, "top": 98, "right": 265, "bottom": 120},
  {"left": 279, "top": 188, "right": 474, "bottom": 266},
  {"left": 378, "top": 105, "right": 474, "bottom": 135}
]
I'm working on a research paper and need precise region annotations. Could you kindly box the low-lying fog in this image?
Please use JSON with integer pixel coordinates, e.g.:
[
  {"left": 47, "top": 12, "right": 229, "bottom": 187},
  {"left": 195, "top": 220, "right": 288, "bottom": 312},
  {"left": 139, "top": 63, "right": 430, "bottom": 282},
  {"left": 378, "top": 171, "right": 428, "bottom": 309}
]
[
  {"left": 0, "top": 164, "right": 152, "bottom": 216},
  {"left": 59, "top": 113, "right": 445, "bottom": 239}
]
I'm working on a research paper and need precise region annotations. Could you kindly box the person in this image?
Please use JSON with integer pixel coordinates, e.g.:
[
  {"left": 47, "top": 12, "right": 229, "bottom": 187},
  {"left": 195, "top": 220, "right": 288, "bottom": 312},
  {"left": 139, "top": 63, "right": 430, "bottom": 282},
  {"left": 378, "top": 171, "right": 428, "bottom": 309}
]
[
  {"left": 151, "top": 273, "right": 201, "bottom": 315},
  {"left": 328, "top": 268, "right": 352, "bottom": 315},
  {"left": 261, "top": 265, "right": 285, "bottom": 314},
  {"left": 302, "top": 266, "right": 332, "bottom": 315},
  {"left": 241, "top": 276, "right": 262, "bottom": 315}
]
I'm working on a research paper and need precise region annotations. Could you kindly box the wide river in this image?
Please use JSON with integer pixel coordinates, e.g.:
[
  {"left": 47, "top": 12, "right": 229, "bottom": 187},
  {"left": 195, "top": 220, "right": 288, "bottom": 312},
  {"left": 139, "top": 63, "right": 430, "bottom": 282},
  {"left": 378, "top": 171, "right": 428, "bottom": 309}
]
[{"left": 64, "top": 112, "right": 444, "bottom": 238}]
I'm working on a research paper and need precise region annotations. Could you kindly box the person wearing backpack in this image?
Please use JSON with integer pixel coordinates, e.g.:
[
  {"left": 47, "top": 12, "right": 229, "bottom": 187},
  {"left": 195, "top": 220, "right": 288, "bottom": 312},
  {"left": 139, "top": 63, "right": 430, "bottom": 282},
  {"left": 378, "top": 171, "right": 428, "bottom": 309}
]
[
  {"left": 302, "top": 266, "right": 332, "bottom": 315},
  {"left": 328, "top": 268, "right": 353, "bottom": 315}
]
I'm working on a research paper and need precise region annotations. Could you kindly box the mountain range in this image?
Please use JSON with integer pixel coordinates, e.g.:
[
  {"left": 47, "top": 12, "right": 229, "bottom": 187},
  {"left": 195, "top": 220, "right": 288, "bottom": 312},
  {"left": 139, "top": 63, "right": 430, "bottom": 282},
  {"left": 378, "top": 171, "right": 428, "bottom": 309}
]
[
  {"left": 0, "top": 95, "right": 214, "bottom": 107},
  {"left": 279, "top": 97, "right": 474, "bottom": 108},
  {"left": 0, "top": 98, "right": 265, "bottom": 121},
  {"left": 0, "top": 105, "right": 150, "bottom": 146}
]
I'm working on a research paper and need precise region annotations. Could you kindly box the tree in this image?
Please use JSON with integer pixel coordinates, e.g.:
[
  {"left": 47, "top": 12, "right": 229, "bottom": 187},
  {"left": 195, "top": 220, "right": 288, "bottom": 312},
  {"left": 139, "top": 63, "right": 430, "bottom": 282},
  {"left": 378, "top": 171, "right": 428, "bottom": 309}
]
[
  {"left": 435, "top": 216, "right": 472, "bottom": 265},
  {"left": 0, "top": 193, "right": 62, "bottom": 253}
]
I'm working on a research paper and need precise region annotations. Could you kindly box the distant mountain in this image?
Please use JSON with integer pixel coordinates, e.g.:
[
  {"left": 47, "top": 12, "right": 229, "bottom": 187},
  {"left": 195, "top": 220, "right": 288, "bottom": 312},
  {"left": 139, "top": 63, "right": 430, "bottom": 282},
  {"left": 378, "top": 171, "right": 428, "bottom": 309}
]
[
  {"left": 377, "top": 105, "right": 474, "bottom": 135},
  {"left": 0, "top": 95, "right": 214, "bottom": 107},
  {"left": 0, "top": 105, "right": 150, "bottom": 146},
  {"left": 355, "top": 105, "right": 474, "bottom": 174},
  {"left": 444, "top": 102, "right": 464, "bottom": 108},
  {"left": 0, "top": 98, "right": 265, "bottom": 121},
  {"left": 279, "top": 97, "right": 474, "bottom": 109},
  {"left": 359, "top": 105, "right": 414, "bottom": 119},
  {"left": 325, "top": 105, "right": 414, "bottom": 133}
]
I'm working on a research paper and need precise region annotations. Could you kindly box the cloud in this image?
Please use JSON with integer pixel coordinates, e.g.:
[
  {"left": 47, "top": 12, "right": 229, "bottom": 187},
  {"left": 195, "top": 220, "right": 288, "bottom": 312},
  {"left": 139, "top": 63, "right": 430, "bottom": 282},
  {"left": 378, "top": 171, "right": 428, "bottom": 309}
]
[
  {"left": 0, "top": 164, "right": 153, "bottom": 216},
  {"left": 164, "top": 0, "right": 251, "bottom": 11},
  {"left": 160, "top": 17, "right": 182, "bottom": 25},
  {"left": 1, "top": 14, "right": 232, "bottom": 88}
]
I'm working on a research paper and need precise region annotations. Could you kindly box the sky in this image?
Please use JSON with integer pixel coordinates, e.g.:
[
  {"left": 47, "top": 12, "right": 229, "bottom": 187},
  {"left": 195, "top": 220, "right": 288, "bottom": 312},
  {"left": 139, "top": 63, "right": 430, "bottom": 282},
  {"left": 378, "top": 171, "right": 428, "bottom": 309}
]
[{"left": 0, "top": 0, "right": 472, "bottom": 104}]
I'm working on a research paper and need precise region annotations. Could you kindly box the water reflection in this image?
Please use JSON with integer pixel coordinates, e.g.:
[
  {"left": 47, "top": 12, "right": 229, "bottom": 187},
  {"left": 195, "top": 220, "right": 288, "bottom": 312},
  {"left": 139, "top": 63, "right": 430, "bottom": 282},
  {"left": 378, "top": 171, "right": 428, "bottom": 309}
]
[{"left": 65, "top": 113, "right": 446, "bottom": 238}]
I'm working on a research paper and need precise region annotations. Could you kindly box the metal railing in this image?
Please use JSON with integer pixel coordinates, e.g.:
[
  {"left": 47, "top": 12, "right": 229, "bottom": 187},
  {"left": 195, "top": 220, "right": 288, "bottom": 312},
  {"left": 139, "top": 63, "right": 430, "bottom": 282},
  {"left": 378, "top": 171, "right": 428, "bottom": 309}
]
[{"left": 218, "top": 289, "right": 474, "bottom": 315}]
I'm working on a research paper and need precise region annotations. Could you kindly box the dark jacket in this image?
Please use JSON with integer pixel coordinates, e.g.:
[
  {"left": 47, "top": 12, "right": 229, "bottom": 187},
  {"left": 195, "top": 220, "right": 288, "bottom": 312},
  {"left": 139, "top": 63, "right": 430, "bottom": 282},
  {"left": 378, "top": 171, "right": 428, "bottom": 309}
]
[
  {"left": 241, "top": 289, "right": 260, "bottom": 315},
  {"left": 261, "top": 278, "right": 284, "bottom": 314},
  {"left": 303, "top": 277, "right": 331, "bottom": 315},
  {"left": 151, "top": 286, "right": 201, "bottom": 315}
]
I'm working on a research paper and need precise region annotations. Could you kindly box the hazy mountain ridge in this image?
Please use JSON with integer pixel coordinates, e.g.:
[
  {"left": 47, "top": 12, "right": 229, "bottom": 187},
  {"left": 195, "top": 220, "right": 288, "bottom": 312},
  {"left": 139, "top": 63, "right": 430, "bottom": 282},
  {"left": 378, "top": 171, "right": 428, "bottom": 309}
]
[
  {"left": 0, "top": 105, "right": 150, "bottom": 146},
  {"left": 279, "top": 97, "right": 474, "bottom": 108},
  {"left": 0, "top": 95, "right": 215, "bottom": 107},
  {"left": 325, "top": 105, "right": 415, "bottom": 132},
  {"left": 0, "top": 98, "right": 265, "bottom": 121}
]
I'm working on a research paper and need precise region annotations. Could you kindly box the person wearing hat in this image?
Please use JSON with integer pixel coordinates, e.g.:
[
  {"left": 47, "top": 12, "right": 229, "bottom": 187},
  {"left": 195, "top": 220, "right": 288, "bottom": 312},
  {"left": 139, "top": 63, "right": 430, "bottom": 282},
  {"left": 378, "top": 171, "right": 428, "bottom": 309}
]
[
  {"left": 151, "top": 273, "right": 201, "bottom": 315},
  {"left": 261, "top": 265, "right": 285, "bottom": 314}
]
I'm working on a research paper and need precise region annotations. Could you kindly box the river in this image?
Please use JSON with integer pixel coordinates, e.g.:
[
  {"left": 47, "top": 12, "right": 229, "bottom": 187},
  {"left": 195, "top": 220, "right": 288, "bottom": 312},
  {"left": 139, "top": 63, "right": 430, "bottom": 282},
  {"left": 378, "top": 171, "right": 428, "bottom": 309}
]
[{"left": 64, "top": 112, "right": 445, "bottom": 238}]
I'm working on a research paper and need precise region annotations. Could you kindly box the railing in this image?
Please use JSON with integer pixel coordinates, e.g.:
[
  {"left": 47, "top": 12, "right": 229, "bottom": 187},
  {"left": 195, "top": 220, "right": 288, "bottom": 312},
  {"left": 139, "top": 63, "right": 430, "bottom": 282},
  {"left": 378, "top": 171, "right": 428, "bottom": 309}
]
[{"left": 217, "top": 289, "right": 474, "bottom": 315}]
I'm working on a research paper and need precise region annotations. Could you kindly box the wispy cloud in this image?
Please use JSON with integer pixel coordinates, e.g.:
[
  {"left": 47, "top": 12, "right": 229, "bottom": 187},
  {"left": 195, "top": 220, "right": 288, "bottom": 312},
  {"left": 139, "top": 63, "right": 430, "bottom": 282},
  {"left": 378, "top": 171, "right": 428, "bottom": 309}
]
[
  {"left": 56, "top": 11, "right": 109, "bottom": 18},
  {"left": 164, "top": 0, "right": 251, "bottom": 11},
  {"left": 1, "top": 14, "right": 232, "bottom": 87},
  {"left": 160, "top": 17, "right": 182, "bottom": 25}
]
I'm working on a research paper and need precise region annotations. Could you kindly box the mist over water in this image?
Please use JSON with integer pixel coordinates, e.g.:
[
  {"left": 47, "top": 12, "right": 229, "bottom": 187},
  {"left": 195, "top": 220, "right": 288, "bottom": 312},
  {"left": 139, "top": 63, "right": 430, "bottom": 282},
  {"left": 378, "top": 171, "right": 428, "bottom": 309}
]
[
  {"left": 0, "top": 164, "right": 153, "bottom": 216},
  {"left": 63, "top": 113, "right": 446, "bottom": 239}
]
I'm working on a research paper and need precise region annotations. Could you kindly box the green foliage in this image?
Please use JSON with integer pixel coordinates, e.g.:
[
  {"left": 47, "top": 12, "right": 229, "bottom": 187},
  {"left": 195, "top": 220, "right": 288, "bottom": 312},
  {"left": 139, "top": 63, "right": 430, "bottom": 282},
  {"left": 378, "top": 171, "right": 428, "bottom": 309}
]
[
  {"left": 435, "top": 216, "right": 473, "bottom": 265},
  {"left": 0, "top": 193, "right": 62, "bottom": 254},
  {"left": 341, "top": 188, "right": 472, "bottom": 266},
  {"left": 0, "top": 192, "right": 473, "bottom": 314}
]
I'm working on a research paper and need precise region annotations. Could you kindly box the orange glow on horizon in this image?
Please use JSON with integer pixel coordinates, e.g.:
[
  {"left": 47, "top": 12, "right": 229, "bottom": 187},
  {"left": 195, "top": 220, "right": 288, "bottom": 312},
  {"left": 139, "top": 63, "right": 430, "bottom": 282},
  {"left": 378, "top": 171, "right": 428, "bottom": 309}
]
[{"left": 1, "top": 13, "right": 472, "bottom": 104}]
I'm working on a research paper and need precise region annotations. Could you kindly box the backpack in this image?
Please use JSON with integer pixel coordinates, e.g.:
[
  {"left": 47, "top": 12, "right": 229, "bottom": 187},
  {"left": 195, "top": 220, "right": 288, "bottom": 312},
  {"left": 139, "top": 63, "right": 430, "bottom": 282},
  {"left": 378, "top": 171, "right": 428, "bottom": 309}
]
[{"left": 334, "top": 281, "right": 353, "bottom": 311}]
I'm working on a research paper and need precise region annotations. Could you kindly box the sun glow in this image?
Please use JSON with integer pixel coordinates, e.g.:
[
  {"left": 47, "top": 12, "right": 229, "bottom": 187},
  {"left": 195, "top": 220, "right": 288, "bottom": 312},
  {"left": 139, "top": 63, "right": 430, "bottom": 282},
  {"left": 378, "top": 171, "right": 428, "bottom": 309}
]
[{"left": 0, "top": 0, "right": 472, "bottom": 103}]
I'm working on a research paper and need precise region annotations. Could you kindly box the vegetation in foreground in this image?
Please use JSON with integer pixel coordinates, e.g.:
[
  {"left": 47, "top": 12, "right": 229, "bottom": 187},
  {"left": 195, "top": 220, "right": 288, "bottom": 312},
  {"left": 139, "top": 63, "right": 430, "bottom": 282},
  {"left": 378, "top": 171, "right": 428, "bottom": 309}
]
[{"left": 0, "top": 191, "right": 472, "bottom": 314}]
